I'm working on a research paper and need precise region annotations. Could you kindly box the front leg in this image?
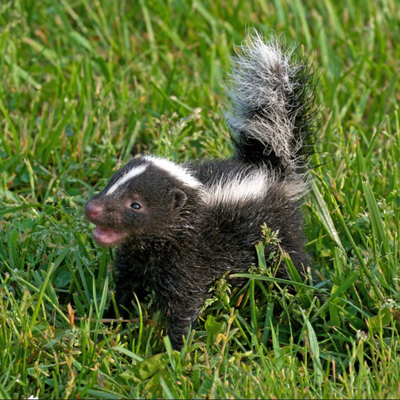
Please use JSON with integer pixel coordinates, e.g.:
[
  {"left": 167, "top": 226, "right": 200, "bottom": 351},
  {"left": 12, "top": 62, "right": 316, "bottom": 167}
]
[
  {"left": 155, "top": 269, "right": 211, "bottom": 350},
  {"left": 114, "top": 247, "right": 149, "bottom": 316}
]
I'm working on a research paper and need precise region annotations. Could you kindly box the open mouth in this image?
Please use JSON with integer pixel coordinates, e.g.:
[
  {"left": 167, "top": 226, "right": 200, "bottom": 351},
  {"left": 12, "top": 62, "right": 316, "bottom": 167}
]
[{"left": 93, "top": 227, "right": 128, "bottom": 247}]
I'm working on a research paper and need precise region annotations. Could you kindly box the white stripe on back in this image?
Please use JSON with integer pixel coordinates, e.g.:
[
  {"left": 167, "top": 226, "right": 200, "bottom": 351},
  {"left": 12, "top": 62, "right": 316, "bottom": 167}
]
[{"left": 206, "top": 170, "right": 271, "bottom": 205}]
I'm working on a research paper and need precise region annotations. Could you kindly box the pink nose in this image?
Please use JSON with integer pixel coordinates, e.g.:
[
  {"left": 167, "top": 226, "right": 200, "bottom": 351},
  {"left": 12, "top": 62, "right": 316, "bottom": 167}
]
[{"left": 85, "top": 201, "right": 103, "bottom": 221}]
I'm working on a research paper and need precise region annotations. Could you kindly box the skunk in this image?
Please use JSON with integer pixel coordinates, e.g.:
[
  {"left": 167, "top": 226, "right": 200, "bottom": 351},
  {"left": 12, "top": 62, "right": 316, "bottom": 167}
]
[{"left": 85, "top": 33, "right": 318, "bottom": 350}]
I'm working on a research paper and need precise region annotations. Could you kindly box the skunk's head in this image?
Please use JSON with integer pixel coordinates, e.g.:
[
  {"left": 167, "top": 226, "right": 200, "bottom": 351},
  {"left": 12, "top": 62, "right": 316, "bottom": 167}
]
[{"left": 85, "top": 156, "right": 203, "bottom": 247}]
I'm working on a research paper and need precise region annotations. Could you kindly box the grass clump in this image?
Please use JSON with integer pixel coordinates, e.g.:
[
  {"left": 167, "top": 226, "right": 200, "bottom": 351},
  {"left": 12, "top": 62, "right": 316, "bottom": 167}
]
[{"left": 1, "top": 0, "right": 400, "bottom": 398}]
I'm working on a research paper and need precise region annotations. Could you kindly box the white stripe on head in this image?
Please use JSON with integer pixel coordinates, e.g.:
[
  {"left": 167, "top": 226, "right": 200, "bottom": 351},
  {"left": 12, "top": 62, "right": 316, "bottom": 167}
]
[
  {"left": 144, "top": 156, "right": 202, "bottom": 188},
  {"left": 106, "top": 164, "right": 148, "bottom": 195},
  {"left": 206, "top": 169, "right": 272, "bottom": 205}
]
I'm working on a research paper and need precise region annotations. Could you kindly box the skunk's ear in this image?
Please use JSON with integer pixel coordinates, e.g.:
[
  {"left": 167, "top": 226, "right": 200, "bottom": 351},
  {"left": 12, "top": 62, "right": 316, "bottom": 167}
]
[{"left": 170, "top": 188, "right": 187, "bottom": 209}]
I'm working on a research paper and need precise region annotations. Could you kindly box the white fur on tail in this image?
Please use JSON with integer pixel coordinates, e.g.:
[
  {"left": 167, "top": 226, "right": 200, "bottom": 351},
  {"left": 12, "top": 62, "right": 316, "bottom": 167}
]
[{"left": 225, "top": 32, "right": 307, "bottom": 178}]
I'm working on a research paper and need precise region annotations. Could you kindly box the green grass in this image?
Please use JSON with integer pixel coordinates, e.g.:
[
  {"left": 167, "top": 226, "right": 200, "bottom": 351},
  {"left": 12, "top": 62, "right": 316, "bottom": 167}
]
[{"left": 1, "top": 0, "right": 400, "bottom": 398}]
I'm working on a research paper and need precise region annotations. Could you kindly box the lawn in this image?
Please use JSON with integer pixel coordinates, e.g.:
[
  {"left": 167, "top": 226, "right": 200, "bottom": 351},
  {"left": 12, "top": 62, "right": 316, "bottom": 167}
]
[{"left": 1, "top": 0, "right": 400, "bottom": 398}]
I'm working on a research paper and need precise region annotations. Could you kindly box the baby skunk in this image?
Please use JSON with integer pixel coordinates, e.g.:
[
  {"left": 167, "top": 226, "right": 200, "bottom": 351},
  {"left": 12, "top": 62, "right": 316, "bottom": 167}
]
[{"left": 85, "top": 33, "right": 318, "bottom": 350}]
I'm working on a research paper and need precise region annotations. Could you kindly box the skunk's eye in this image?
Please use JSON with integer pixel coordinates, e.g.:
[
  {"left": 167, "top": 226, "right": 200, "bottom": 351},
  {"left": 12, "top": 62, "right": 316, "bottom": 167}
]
[{"left": 131, "top": 203, "right": 141, "bottom": 210}]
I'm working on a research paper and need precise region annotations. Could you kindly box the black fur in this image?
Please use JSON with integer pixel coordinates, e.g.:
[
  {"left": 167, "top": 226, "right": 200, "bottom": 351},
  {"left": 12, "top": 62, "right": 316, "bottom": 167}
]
[{"left": 85, "top": 34, "right": 318, "bottom": 350}]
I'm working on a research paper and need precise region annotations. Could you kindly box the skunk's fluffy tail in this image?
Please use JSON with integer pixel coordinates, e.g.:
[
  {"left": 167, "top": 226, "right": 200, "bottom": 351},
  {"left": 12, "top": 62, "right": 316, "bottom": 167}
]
[{"left": 225, "top": 32, "right": 318, "bottom": 180}]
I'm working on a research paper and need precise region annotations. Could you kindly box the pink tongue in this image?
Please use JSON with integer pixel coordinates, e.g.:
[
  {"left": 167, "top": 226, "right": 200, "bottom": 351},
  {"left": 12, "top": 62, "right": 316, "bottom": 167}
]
[{"left": 93, "top": 227, "right": 128, "bottom": 247}]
